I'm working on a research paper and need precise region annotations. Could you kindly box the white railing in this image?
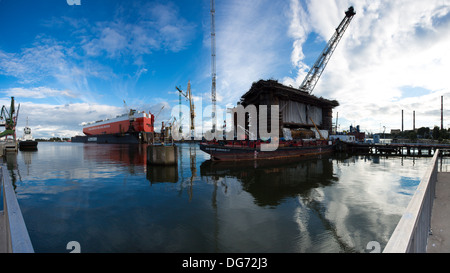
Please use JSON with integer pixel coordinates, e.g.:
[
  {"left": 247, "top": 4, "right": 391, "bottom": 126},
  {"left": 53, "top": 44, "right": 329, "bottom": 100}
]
[
  {"left": 1, "top": 166, "right": 34, "bottom": 253},
  {"left": 383, "top": 149, "right": 439, "bottom": 253}
]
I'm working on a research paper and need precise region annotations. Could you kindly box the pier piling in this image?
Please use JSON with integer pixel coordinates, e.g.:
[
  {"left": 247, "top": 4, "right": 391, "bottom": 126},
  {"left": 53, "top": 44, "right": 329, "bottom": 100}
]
[
  {"left": 147, "top": 144, "right": 178, "bottom": 165},
  {"left": 340, "top": 142, "right": 450, "bottom": 157}
]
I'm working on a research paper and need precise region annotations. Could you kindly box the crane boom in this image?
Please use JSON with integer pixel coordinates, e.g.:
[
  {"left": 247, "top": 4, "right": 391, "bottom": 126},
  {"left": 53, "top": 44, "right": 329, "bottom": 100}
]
[
  {"left": 176, "top": 81, "right": 196, "bottom": 139},
  {"left": 299, "top": 6, "right": 356, "bottom": 94},
  {"left": 210, "top": 0, "right": 217, "bottom": 133}
]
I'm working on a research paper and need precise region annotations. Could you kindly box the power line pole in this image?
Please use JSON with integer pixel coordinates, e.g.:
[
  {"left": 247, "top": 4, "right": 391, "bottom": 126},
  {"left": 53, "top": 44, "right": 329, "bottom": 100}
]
[{"left": 441, "top": 96, "right": 444, "bottom": 130}]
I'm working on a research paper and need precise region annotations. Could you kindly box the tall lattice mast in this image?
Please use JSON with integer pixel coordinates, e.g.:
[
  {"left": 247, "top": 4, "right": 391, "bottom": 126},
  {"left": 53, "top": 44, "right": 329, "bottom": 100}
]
[
  {"left": 210, "top": 0, "right": 217, "bottom": 133},
  {"left": 299, "top": 6, "right": 356, "bottom": 95}
]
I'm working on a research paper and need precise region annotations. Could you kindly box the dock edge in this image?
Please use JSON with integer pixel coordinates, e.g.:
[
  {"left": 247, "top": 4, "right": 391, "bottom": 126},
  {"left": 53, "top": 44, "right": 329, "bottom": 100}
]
[
  {"left": 383, "top": 149, "right": 439, "bottom": 253},
  {"left": 1, "top": 166, "right": 34, "bottom": 253}
]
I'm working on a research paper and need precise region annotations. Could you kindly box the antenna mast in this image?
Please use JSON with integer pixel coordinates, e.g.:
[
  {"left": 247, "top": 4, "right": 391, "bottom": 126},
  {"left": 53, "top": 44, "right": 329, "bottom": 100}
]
[{"left": 210, "top": 0, "right": 217, "bottom": 133}]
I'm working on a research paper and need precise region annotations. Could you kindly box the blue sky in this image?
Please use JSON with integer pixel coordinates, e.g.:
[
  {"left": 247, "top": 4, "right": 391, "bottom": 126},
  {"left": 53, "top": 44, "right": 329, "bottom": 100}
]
[{"left": 1, "top": 0, "right": 450, "bottom": 138}]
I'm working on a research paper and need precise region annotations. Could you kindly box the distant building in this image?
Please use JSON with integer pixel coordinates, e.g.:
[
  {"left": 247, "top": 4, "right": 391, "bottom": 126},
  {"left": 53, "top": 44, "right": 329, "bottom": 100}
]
[
  {"left": 391, "top": 129, "right": 401, "bottom": 134},
  {"left": 348, "top": 125, "right": 365, "bottom": 142}
]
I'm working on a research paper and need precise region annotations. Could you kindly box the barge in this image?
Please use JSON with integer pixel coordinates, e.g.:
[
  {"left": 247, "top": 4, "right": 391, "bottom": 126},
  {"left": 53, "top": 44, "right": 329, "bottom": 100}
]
[{"left": 200, "top": 139, "right": 335, "bottom": 161}]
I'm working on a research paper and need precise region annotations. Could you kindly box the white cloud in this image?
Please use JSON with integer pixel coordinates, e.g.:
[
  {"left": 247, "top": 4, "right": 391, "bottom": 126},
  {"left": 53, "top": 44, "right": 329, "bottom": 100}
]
[
  {"left": 84, "top": 25, "right": 128, "bottom": 57},
  {"left": 3, "top": 87, "right": 78, "bottom": 99},
  {"left": 13, "top": 101, "right": 123, "bottom": 138},
  {"left": 0, "top": 38, "right": 114, "bottom": 105},
  {"left": 82, "top": 2, "right": 196, "bottom": 58},
  {"left": 283, "top": 0, "right": 311, "bottom": 87},
  {"left": 214, "top": 0, "right": 291, "bottom": 106},
  {"left": 284, "top": 0, "right": 450, "bottom": 133}
]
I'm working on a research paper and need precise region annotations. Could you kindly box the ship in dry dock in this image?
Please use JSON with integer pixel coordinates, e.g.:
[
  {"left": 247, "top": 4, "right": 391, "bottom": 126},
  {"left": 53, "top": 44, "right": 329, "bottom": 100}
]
[{"left": 71, "top": 108, "right": 155, "bottom": 144}]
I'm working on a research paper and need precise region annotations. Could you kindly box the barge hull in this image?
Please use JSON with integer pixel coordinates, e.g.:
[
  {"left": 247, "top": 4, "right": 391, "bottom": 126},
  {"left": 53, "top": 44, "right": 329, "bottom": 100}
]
[
  {"left": 18, "top": 140, "right": 38, "bottom": 150},
  {"left": 199, "top": 143, "right": 334, "bottom": 161}
]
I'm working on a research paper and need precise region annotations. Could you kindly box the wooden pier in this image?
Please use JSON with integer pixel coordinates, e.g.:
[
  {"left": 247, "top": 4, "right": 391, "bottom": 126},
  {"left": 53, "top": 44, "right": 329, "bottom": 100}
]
[{"left": 339, "top": 142, "right": 450, "bottom": 156}]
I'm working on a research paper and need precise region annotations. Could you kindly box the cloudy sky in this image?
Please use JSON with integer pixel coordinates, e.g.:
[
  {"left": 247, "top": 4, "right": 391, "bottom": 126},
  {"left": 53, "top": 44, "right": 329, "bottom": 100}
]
[{"left": 0, "top": 0, "right": 449, "bottom": 138}]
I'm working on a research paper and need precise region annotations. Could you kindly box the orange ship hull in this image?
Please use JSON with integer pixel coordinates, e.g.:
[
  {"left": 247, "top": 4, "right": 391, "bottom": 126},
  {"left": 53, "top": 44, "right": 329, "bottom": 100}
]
[{"left": 83, "top": 111, "right": 155, "bottom": 136}]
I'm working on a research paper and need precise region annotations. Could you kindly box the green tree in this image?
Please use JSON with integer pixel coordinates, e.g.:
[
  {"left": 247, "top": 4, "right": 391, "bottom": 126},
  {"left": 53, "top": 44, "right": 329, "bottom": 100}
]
[
  {"left": 408, "top": 131, "right": 418, "bottom": 141},
  {"left": 433, "top": 126, "right": 440, "bottom": 140},
  {"left": 417, "top": 127, "right": 430, "bottom": 138}
]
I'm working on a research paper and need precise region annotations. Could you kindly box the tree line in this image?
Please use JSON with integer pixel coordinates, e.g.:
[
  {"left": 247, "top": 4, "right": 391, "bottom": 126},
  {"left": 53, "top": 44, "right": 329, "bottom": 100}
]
[{"left": 393, "top": 126, "right": 450, "bottom": 143}]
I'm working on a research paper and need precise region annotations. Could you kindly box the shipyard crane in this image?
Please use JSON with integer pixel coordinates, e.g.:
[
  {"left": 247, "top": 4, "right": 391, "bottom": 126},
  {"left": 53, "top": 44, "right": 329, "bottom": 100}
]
[
  {"left": 123, "top": 99, "right": 128, "bottom": 113},
  {"left": 210, "top": 0, "right": 217, "bottom": 133},
  {"left": 155, "top": 105, "right": 165, "bottom": 119},
  {"left": 176, "top": 81, "right": 196, "bottom": 139},
  {"left": 299, "top": 6, "right": 356, "bottom": 95},
  {"left": 0, "top": 96, "right": 20, "bottom": 140}
]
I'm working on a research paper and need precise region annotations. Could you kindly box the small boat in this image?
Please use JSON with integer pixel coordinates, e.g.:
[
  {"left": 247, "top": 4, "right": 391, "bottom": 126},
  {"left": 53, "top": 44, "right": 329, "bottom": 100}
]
[{"left": 19, "top": 118, "right": 38, "bottom": 150}]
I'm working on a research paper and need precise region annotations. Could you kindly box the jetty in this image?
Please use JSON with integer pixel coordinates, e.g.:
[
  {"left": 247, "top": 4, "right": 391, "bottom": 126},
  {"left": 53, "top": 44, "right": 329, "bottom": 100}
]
[
  {"left": 383, "top": 149, "right": 450, "bottom": 252},
  {"left": 339, "top": 142, "right": 450, "bottom": 157}
]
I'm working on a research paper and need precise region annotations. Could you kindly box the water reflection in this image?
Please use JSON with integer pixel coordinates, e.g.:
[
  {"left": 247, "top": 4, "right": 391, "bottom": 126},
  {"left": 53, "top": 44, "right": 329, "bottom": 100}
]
[
  {"left": 147, "top": 165, "right": 178, "bottom": 183},
  {"left": 9, "top": 143, "right": 432, "bottom": 252},
  {"left": 200, "top": 156, "right": 338, "bottom": 207},
  {"left": 5, "top": 151, "right": 20, "bottom": 190},
  {"left": 198, "top": 153, "right": 429, "bottom": 252},
  {"left": 83, "top": 143, "right": 148, "bottom": 174}
]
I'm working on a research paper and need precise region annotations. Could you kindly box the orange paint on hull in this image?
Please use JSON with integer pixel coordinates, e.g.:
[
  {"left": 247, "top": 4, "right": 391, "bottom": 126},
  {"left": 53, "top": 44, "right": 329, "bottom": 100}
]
[{"left": 83, "top": 116, "right": 154, "bottom": 136}]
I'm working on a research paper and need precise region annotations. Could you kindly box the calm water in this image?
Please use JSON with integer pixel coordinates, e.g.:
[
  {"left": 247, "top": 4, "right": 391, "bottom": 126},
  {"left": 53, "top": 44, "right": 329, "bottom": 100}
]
[{"left": 3, "top": 142, "right": 436, "bottom": 253}]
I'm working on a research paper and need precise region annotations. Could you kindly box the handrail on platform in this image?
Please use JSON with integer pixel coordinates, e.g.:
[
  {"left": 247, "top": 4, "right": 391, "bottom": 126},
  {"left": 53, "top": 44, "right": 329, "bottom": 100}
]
[
  {"left": 383, "top": 149, "right": 439, "bottom": 253},
  {"left": 1, "top": 166, "right": 34, "bottom": 253}
]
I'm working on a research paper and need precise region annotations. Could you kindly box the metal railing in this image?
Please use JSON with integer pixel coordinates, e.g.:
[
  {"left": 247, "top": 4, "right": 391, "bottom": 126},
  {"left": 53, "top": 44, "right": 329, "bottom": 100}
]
[
  {"left": 383, "top": 149, "right": 439, "bottom": 253},
  {"left": 1, "top": 166, "right": 34, "bottom": 253}
]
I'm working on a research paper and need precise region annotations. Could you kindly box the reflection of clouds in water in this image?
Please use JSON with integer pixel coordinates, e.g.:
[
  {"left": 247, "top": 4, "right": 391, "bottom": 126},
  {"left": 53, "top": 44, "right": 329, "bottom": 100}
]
[
  {"left": 314, "top": 156, "right": 428, "bottom": 252},
  {"left": 11, "top": 142, "right": 434, "bottom": 252},
  {"left": 199, "top": 154, "right": 428, "bottom": 252},
  {"left": 15, "top": 143, "right": 145, "bottom": 199},
  {"left": 209, "top": 178, "right": 284, "bottom": 252}
]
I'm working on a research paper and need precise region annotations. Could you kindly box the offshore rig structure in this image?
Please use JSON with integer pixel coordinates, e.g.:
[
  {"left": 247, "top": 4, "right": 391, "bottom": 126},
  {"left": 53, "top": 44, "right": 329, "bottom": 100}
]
[
  {"left": 230, "top": 6, "right": 356, "bottom": 139},
  {"left": 200, "top": 7, "right": 357, "bottom": 161}
]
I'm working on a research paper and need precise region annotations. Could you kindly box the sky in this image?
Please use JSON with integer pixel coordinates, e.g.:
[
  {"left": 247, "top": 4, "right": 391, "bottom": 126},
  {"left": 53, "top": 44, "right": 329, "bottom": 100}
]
[{"left": 0, "top": 0, "right": 450, "bottom": 139}]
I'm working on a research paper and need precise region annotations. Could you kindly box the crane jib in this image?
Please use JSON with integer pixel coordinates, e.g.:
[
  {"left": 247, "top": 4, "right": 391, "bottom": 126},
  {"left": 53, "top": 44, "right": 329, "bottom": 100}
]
[{"left": 299, "top": 6, "right": 356, "bottom": 95}]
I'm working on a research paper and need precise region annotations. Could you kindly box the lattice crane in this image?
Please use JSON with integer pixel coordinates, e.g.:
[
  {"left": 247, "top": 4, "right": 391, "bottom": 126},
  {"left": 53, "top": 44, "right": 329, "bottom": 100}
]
[
  {"left": 0, "top": 96, "right": 20, "bottom": 139},
  {"left": 299, "top": 6, "right": 356, "bottom": 95},
  {"left": 176, "top": 81, "right": 196, "bottom": 139}
]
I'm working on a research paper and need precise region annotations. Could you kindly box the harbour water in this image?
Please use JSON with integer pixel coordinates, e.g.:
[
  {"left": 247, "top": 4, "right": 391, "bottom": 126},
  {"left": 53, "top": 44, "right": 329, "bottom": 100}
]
[{"left": 1, "top": 142, "right": 436, "bottom": 253}]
